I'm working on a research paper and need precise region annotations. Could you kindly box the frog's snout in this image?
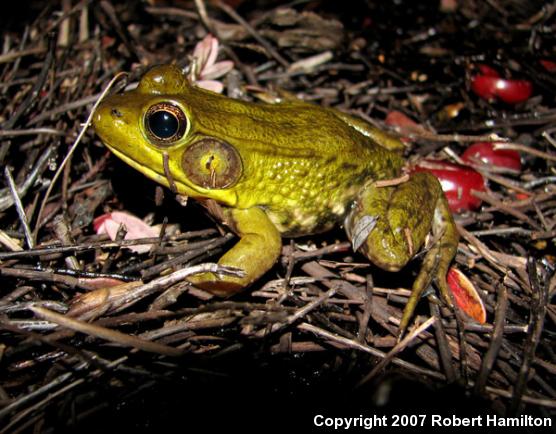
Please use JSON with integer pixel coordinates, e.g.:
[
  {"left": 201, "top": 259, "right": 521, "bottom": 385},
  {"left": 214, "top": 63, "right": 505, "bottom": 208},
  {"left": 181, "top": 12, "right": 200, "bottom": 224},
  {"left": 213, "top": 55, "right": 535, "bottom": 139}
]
[
  {"left": 92, "top": 100, "right": 128, "bottom": 144},
  {"left": 92, "top": 102, "right": 112, "bottom": 135}
]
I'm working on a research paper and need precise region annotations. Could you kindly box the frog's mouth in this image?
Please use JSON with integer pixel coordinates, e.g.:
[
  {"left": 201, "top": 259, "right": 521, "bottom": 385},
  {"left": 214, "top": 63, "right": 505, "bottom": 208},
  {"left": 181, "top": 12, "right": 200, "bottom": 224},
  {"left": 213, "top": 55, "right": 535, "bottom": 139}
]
[
  {"left": 101, "top": 140, "right": 240, "bottom": 207},
  {"left": 104, "top": 142, "right": 197, "bottom": 197}
]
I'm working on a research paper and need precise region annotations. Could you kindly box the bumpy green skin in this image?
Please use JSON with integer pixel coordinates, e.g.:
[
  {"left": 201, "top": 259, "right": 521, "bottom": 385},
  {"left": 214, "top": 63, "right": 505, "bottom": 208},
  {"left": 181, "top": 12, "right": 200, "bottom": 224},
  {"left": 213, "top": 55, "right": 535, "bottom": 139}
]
[{"left": 93, "top": 65, "right": 459, "bottom": 335}]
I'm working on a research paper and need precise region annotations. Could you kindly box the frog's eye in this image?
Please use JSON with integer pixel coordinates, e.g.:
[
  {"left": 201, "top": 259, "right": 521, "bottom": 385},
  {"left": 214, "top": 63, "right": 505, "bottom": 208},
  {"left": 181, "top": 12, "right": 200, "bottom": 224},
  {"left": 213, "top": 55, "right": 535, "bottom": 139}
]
[
  {"left": 144, "top": 102, "right": 187, "bottom": 145},
  {"left": 182, "top": 138, "right": 242, "bottom": 189}
]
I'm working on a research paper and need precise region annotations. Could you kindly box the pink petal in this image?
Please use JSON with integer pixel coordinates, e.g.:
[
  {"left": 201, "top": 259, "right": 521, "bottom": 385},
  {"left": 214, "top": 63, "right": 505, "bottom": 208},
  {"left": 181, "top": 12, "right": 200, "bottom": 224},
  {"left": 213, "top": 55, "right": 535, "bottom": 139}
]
[
  {"left": 195, "top": 80, "right": 224, "bottom": 93},
  {"left": 205, "top": 36, "right": 219, "bottom": 71},
  {"left": 201, "top": 60, "right": 234, "bottom": 80},
  {"left": 193, "top": 34, "right": 214, "bottom": 70},
  {"left": 93, "top": 211, "right": 159, "bottom": 254}
]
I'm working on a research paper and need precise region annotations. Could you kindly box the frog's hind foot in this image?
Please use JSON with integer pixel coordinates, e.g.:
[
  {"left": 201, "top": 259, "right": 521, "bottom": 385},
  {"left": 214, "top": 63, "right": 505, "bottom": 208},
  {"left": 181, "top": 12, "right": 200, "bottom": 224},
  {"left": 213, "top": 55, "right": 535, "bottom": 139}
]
[
  {"left": 344, "top": 172, "right": 459, "bottom": 340},
  {"left": 397, "top": 191, "right": 459, "bottom": 340}
]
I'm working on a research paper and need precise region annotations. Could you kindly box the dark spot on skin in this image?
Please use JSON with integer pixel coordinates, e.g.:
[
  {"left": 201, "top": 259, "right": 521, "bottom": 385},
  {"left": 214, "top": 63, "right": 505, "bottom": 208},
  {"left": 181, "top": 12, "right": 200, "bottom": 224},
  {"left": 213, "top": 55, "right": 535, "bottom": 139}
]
[
  {"left": 340, "top": 162, "right": 358, "bottom": 171},
  {"left": 325, "top": 156, "right": 336, "bottom": 165},
  {"left": 111, "top": 108, "right": 123, "bottom": 118}
]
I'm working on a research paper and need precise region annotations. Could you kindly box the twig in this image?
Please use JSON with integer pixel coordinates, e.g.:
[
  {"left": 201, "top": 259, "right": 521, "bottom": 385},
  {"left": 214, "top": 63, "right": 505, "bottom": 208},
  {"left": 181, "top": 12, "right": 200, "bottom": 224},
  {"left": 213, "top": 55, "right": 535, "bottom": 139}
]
[
  {"left": 215, "top": 1, "right": 290, "bottom": 68},
  {"left": 508, "top": 258, "right": 549, "bottom": 414},
  {"left": 32, "top": 73, "right": 126, "bottom": 241},
  {"left": 355, "top": 316, "right": 437, "bottom": 387},
  {"left": 4, "top": 167, "right": 34, "bottom": 248},
  {"left": 298, "top": 322, "right": 445, "bottom": 380},
  {"left": 474, "top": 281, "right": 508, "bottom": 394},
  {"left": 29, "top": 305, "right": 185, "bottom": 357}
]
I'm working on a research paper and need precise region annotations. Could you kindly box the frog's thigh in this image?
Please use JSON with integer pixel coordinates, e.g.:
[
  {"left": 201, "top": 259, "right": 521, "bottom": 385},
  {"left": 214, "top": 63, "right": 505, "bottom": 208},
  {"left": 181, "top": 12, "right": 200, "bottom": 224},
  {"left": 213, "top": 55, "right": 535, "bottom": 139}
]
[
  {"left": 188, "top": 207, "right": 282, "bottom": 296},
  {"left": 346, "top": 172, "right": 439, "bottom": 271}
]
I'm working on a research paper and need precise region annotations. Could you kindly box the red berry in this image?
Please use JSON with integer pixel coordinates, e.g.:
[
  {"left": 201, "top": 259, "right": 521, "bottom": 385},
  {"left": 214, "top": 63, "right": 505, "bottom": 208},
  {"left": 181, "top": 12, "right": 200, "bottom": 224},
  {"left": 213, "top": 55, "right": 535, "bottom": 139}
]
[
  {"left": 411, "top": 159, "right": 486, "bottom": 212},
  {"left": 462, "top": 142, "right": 521, "bottom": 172}
]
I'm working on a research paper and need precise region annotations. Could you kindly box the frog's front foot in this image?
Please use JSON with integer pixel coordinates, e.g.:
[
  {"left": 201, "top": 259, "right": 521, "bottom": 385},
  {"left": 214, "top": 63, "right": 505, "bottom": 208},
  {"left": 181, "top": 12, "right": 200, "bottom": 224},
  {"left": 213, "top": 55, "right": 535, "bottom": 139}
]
[
  {"left": 188, "top": 207, "right": 282, "bottom": 296},
  {"left": 345, "top": 172, "right": 459, "bottom": 338}
]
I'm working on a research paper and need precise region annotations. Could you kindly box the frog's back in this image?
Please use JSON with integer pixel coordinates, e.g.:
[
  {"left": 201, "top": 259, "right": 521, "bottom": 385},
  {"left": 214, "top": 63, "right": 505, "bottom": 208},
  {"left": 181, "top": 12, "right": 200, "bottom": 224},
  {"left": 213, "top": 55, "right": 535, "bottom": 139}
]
[
  {"left": 185, "top": 87, "right": 377, "bottom": 157},
  {"left": 180, "top": 85, "right": 404, "bottom": 235}
]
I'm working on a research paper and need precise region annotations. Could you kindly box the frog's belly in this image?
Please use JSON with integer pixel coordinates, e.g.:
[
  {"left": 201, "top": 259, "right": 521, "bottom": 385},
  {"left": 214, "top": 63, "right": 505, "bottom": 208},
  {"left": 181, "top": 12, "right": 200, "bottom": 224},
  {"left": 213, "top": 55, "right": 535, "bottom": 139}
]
[{"left": 264, "top": 187, "right": 359, "bottom": 237}]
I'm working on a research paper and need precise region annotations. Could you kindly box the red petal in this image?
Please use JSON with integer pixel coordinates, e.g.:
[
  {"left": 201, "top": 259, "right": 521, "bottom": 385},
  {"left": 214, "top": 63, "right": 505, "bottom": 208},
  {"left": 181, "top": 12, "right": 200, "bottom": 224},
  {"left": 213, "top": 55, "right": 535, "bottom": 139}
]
[
  {"left": 471, "top": 75, "right": 499, "bottom": 101},
  {"left": 477, "top": 64, "right": 500, "bottom": 77},
  {"left": 471, "top": 75, "right": 532, "bottom": 104},
  {"left": 447, "top": 267, "right": 486, "bottom": 324},
  {"left": 462, "top": 142, "right": 521, "bottom": 172},
  {"left": 385, "top": 111, "right": 424, "bottom": 142},
  {"left": 540, "top": 59, "right": 556, "bottom": 72},
  {"left": 495, "top": 79, "right": 532, "bottom": 104},
  {"left": 385, "top": 111, "right": 419, "bottom": 129},
  {"left": 411, "top": 159, "right": 486, "bottom": 213}
]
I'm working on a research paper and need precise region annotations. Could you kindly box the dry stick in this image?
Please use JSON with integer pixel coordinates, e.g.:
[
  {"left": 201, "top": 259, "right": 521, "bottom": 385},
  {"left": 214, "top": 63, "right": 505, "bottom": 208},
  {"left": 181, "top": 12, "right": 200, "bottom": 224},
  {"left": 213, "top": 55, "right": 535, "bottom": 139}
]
[
  {"left": 0, "top": 356, "right": 128, "bottom": 434},
  {"left": 0, "top": 46, "right": 45, "bottom": 64},
  {"left": 472, "top": 191, "right": 542, "bottom": 230},
  {"left": 355, "top": 316, "right": 437, "bottom": 387},
  {"left": 508, "top": 258, "right": 549, "bottom": 414},
  {"left": 474, "top": 281, "right": 508, "bottom": 394},
  {"left": 0, "top": 371, "right": 73, "bottom": 421},
  {"left": 494, "top": 142, "right": 556, "bottom": 162},
  {"left": 453, "top": 303, "right": 470, "bottom": 384},
  {"left": 0, "top": 128, "right": 64, "bottom": 137},
  {"left": 29, "top": 306, "right": 184, "bottom": 357},
  {"left": 428, "top": 299, "right": 457, "bottom": 383},
  {"left": 32, "top": 73, "right": 126, "bottom": 243},
  {"left": 357, "top": 275, "right": 374, "bottom": 343},
  {"left": 141, "top": 233, "right": 233, "bottom": 279},
  {"left": 262, "top": 287, "right": 337, "bottom": 336},
  {"left": 216, "top": 1, "right": 290, "bottom": 68},
  {"left": 298, "top": 322, "right": 445, "bottom": 380},
  {"left": 396, "top": 129, "right": 506, "bottom": 143},
  {"left": 0, "top": 320, "right": 130, "bottom": 421},
  {"left": 0, "top": 145, "right": 56, "bottom": 212},
  {"left": 194, "top": 0, "right": 218, "bottom": 36},
  {"left": 457, "top": 223, "right": 525, "bottom": 275},
  {"left": 0, "top": 231, "right": 219, "bottom": 260},
  {"left": 0, "top": 35, "right": 55, "bottom": 164},
  {"left": 104, "top": 263, "right": 245, "bottom": 315},
  {"left": 28, "top": 93, "right": 101, "bottom": 126},
  {"left": 4, "top": 167, "right": 34, "bottom": 249},
  {"left": 483, "top": 385, "right": 556, "bottom": 408},
  {"left": 476, "top": 170, "right": 531, "bottom": 196}
]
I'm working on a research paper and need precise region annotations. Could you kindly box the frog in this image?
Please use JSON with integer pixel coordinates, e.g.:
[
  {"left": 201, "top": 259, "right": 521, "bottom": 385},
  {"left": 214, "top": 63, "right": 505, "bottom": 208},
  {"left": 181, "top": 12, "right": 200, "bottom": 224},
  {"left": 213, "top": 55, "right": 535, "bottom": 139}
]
[{"left": 93, "top": 64, "right": 459, "bottom": 336}]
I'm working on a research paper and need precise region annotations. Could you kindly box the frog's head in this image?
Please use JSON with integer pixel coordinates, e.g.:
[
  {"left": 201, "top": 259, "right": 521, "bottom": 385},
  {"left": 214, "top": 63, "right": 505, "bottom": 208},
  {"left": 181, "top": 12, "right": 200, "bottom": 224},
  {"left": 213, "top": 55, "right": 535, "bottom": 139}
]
[{"left": 93, "top": 64, "right": 241, "bottom": 205}]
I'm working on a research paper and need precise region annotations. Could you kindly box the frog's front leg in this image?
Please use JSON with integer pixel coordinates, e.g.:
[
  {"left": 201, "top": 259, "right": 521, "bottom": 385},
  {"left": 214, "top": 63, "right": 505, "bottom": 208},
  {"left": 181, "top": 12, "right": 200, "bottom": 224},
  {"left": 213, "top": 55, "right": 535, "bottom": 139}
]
[
  {"left": 188, "top": 207, "right": 282, "bottom": 296},
  {"left": 345, "top": 172, "right": 459, "bottom": 337}
]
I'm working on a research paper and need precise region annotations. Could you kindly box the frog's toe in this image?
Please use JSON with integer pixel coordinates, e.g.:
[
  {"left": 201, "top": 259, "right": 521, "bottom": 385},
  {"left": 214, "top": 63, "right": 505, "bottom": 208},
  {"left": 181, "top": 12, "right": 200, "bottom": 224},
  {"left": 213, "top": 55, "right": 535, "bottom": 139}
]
[{"left": 188, "top": 273, "right": 245, "bottom": 297}]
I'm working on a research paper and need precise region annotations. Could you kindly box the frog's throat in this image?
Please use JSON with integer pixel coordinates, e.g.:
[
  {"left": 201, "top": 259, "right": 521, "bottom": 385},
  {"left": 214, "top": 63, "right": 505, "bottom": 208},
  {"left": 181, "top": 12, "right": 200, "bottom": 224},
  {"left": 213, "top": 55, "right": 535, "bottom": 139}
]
[{"left": 104, "top": 143, "right": 199, "bottom": 198}]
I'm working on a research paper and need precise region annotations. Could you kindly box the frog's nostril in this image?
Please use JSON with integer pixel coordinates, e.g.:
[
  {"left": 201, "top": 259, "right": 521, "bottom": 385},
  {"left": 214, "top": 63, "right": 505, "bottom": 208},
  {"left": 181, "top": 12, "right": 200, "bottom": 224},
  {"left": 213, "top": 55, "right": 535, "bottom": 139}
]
[{"left": 111, "top": 108, "right": 123, "bottom": 118}]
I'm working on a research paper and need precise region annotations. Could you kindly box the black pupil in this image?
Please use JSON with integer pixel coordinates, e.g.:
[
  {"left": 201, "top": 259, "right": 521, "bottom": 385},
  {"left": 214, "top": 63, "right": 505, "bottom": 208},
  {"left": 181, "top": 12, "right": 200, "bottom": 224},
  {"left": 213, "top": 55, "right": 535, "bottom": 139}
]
[{"left": 148, "top": 110, "right": 179, "bottom": 139}]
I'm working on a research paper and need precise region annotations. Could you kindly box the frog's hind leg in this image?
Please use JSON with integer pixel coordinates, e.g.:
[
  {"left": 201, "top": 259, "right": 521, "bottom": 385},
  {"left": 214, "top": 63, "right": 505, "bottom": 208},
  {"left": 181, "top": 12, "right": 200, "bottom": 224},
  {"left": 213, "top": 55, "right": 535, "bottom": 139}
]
[
  {"left": 402, "top": 189, "right": 459, "bottom": 337},
  {"left": 345, "top": 172, "right": 459, "bottom": 337}
]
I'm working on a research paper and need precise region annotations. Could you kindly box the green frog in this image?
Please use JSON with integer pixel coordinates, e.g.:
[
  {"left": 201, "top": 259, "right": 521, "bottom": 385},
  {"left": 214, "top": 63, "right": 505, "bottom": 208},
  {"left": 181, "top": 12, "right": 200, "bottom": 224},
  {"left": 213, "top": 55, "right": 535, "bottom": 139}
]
[{"left": 93, "top": 64, "right": 459, "bottom": 335}]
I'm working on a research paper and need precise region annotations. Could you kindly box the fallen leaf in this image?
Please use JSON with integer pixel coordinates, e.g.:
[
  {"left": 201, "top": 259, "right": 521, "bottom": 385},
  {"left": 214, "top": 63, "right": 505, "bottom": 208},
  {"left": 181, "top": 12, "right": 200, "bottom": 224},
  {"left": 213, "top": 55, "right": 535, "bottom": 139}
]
[{"left": 447, "top": 267, "right": 487, "bottom": 324}]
